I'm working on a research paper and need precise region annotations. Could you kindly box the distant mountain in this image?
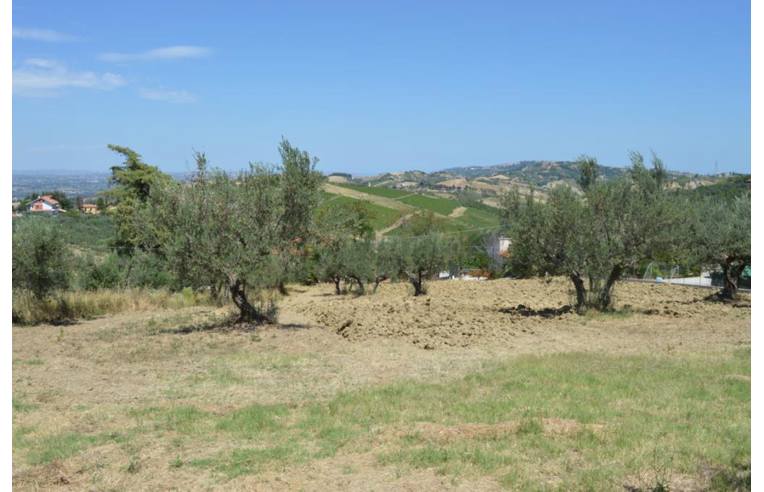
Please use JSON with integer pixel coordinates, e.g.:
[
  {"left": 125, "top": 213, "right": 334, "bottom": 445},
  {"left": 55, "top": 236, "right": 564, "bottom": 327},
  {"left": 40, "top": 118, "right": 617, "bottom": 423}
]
[{"left": 353, "top": 160, "right": 727, "bottom": 198}]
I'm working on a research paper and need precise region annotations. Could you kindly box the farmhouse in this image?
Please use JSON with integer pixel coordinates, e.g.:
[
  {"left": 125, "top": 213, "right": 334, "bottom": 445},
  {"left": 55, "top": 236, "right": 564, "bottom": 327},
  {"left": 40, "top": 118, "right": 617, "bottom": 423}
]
[
  {"left": 80, "top": 203, "right": 100, "bottom": 215},
  {"left": 27, "top": 195, "right": 62, "bottom": 213}
]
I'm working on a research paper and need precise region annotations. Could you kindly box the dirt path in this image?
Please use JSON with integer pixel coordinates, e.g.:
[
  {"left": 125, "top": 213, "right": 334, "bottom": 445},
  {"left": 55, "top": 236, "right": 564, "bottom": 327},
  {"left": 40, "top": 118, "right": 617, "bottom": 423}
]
[
  {"left": 323, "top": 183, "right": 413, "bottom": 212},
  {"left": 375, "top": 213, "right": 413, "bottom": 239},
  {"left": 449, "top": 206, "right": 467, "bottom": 218}
]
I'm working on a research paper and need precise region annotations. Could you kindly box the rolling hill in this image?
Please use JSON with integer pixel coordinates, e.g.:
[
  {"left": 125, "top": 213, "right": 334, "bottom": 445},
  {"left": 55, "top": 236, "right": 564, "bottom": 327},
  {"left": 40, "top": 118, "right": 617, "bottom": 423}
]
[
  {"left": 345, "top": 160, "right": 738, "bottom": 208},
  {"left": 320, "top": 182, "right": 501, "bottom": 238}
]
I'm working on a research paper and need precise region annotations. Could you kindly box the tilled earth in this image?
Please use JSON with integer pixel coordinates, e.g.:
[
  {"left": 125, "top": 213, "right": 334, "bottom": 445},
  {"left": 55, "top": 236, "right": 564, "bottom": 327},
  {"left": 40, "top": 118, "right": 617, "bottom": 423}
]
[{"left": 285, "top": 277, "right": 751, "bottom": 351}]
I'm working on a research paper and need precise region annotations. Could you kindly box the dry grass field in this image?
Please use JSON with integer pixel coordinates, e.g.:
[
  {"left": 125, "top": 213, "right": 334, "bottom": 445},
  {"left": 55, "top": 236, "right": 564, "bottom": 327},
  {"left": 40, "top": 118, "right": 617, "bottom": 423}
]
[{"left": 12, "top": 278, "right": 750, "bottom": 491}]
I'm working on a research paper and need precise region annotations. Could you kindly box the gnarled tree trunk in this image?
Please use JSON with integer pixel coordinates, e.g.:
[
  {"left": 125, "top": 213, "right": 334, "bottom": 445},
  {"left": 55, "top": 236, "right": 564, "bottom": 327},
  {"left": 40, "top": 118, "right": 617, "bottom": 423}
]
[
  {"left": 229, "top": 278, "right": 270, "bottom": 324},
  {"left": 409, "top": 270, "right": 426, "bottom": 296},
  {"left": 349, "top": 275, "right": 365, "bottom": 295},
  {"left": 332, "top": 275, "right": 342, "bottom": 295},
  {"left": 570, "top": 273, "right": 587, "bottom": 313},
  {"left": 595, "top": 265, "right": 622, "bottom": 311},
  {"left": 373, "top": 275, "right": 387, "bottom": 293},
  {"left": 720, "top": 258, "right": 746, "bottom": 300},
  {"left": 277, "top": 281, "right": 289, "bottom": 296}
]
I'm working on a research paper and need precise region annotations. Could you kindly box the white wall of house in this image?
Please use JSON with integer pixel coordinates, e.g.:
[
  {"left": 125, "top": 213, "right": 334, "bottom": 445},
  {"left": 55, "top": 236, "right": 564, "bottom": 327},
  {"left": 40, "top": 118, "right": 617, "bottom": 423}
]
[{"left": 29, "top": 200, "right": 57, "bottom": 212}]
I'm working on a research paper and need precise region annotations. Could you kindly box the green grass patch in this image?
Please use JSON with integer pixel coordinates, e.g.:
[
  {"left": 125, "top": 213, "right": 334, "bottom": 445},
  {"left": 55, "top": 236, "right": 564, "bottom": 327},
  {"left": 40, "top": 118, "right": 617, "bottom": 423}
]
[
  {"left": 398, "top": 194, "right": 459, "bottom": 215},
  {"left": 216, "top": 403, "right": 289, "bottom": 438},
  {"left": 15, "top": 350, "right": 749, "bottom": 487},
  {"left": 453, "top": 207, "right": 501, "bottom": 230},
  {"left": 26, "top": 432, "right": 118, "bottom": 465},
  {"left": 12, "top": 396, "right": 37, "bottom": 413},
  {"left": 318, "top": 194, "right": 403, "bottom": 230}
]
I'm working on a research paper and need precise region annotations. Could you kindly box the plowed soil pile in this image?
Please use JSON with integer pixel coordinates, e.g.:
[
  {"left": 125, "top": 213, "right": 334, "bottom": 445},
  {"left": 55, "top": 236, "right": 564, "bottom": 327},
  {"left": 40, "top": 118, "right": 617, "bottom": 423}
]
[{"left": 286, "top": 278, "right": 750, "bottom": 350}]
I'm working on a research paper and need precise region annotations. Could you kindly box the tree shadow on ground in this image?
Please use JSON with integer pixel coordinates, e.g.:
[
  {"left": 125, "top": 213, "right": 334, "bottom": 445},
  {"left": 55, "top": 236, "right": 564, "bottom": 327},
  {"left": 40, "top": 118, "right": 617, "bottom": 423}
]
[
  {"left": 498, "top": 304, "right": 573, "bottom": 318},
  {"left": 158, "top": 315, "right": 312, "bottom": 334}
]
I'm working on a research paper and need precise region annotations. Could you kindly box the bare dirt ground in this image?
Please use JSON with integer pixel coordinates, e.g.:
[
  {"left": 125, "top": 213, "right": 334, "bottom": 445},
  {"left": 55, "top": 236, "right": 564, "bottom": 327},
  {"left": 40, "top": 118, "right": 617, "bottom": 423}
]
[
  {"left": 375, "top": 213, "right": 414, "bottom": 239},
  {"left": 12, "top": 278, "right": 750, "bottom": 490},
  {"left": 285, "top": 277, "right": 750, "bottom": 352}
]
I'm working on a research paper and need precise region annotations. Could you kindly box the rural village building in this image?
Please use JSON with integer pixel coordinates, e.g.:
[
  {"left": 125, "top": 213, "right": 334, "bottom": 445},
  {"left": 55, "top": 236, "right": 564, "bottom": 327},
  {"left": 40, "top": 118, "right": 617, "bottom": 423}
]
[
  {"left": 27, "top": 195, "right": 63, "bottom": 213},
  {"left": 80, "top": 203, "right": 100, "bottom": 215}
]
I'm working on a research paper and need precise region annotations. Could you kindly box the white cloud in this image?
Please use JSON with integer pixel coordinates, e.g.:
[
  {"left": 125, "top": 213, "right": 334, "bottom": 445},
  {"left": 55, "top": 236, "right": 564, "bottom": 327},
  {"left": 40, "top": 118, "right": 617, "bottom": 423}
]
[
  {"left": 99, "top": 45, "right": 211, "bottom": 62},
  {"left": 13, "top": 58, "right": 126, "bottom": 96},
  {"left": 139, "top": 88, "right": 197, "bottom": 104},
  {"left": 13, "top": 27, "right": 77, "bottom": 42}
]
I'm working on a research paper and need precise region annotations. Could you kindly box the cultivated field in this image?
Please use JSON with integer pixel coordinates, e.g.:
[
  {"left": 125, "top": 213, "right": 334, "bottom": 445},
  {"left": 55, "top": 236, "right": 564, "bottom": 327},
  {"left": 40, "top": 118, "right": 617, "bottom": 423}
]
[{"left": 12, "top": 279, "right": 750, "bottom": 490}]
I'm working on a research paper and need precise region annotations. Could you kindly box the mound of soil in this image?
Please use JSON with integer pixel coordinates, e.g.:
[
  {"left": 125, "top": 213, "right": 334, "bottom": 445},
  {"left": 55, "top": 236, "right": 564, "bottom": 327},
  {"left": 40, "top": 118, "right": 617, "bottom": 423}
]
[{"left": 286, "top": 278, "right": 750, "bottom": 349}]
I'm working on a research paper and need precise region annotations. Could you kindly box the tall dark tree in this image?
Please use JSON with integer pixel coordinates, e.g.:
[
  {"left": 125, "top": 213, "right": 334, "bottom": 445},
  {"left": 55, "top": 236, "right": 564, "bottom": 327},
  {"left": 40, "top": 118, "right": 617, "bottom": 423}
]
[
  {"left": 576, "top": 155, "right": 600, "bottom": 191},
  {"left": 105, "top": 145, "right": 171, "bottom": 255}
]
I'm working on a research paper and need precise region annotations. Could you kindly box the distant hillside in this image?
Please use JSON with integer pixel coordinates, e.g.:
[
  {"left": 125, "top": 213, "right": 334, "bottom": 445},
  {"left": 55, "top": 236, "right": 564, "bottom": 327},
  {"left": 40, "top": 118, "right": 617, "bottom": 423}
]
[
  {"left": 351, "top": 160, "right": 730, "bottom": 204},
  {"left": 320, "top": 182, "right": 501, "bottom": 238},
  {"left": 675, "top": 174, "right": 751, "bottom": 201}
]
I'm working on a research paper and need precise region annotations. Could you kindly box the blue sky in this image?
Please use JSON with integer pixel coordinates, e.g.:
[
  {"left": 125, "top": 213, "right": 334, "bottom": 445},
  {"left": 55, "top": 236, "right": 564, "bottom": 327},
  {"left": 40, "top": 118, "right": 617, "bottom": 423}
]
[{"left": 12, "top": 0, "right": 750, "bottom": 175}]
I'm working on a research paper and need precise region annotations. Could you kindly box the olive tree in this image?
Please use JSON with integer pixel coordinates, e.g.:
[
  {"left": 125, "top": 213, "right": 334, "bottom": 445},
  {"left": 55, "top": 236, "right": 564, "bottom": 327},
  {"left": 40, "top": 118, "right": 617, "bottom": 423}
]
[
  {"left": 12, "top": 219, "right": 72, "bottom": 299},
  {"left": 689, "top": 194, "right": 750, "bottom": 300},
  {"left": 274, "top": 139, "right": 324, "bottom": 293},
  {"left": 141, "top": 141, "right": 321, "bottom": 324},
  {"left": 504, "top": 152, "right": 681, "bottom": 312},
  {"left": 381, "top": 233, "right": 451, "bottom": 296},
  {"left": 314, "top": 200, "right": 374, "bottom": 294}
]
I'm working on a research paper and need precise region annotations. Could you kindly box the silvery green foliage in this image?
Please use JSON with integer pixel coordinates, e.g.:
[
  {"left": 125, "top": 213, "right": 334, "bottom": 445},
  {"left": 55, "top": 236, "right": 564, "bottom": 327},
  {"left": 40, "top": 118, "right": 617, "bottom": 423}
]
[
  {"left": 689, "top": 194, "right": 750, "bottom": 299},
  {"left": 505, "top": 152, "right": 684, "bottom": 312},
  {"left": 140, "top": 141, "right": 322, "bottom": 323},
  {"left": 380, "top": 233, "right": 452, "bottom": 296},
  {"left": 12, "top": 219, "right": 72, "bottom": 299}
]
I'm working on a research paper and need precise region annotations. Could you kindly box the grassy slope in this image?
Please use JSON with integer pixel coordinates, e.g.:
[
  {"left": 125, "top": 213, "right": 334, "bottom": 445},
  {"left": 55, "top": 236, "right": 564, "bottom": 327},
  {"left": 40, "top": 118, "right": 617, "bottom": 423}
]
[
  {"left": 329, "top": 184, "right": 500, "bottom": 234},
  {"left": 320, "top": 194, "right": 403, "bottom": 230},
  {"left": 398, "top": 194, "right": 460, "bottom": 216},
  {"left": 13, "top": 349, "right": 749, "bottom": 488}
]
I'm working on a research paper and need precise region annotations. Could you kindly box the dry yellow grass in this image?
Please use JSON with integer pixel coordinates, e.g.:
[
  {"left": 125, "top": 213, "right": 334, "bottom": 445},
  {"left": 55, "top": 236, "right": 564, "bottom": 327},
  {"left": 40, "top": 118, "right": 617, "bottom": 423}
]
[{"left": 12, "top": 279, "right": 750, "bottom": 490}]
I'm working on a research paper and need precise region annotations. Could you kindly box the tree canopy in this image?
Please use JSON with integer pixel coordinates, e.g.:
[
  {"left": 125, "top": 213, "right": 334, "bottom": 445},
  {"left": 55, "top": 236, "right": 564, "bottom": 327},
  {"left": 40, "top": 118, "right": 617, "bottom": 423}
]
[
  {"left": 503, "top": 152, "right": 683, "bottom": 312},
  {"left": 140, "top": 141, "right": 323, "bottom": 323}
]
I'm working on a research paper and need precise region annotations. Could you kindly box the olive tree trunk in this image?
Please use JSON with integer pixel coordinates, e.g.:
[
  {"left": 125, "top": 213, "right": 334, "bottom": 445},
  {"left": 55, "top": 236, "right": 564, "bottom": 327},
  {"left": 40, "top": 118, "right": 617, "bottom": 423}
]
[
  {"left": 569, "top": 273, "right": 587, "bottom": 313},
  {"left": 373, "top": 275, "right": 387, "bottom": 293},
  {"left": 595, "top": 265, "right": 622, "bottom": 311},
  {"left": 349, "top": 275, "right": 365, "bottom": 295},
  {"left": 720, "top": 258, "right": 746, "bottom": 300},
  {"left": 409, "top": 270, "right": 426, "bottom": 296},
  {"left": 229, "top": 278, "right": 270, "bottom": 324}
]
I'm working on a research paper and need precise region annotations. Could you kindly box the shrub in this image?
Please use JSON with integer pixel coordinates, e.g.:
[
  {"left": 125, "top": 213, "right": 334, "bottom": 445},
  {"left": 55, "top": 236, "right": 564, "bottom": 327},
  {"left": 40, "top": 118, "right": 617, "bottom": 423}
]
[
  {"left": 80, "top": 254, "right": 123, "bottom": 290},
  {"left": 12, "top": 219, "right": 72, "bottom": 299}
]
